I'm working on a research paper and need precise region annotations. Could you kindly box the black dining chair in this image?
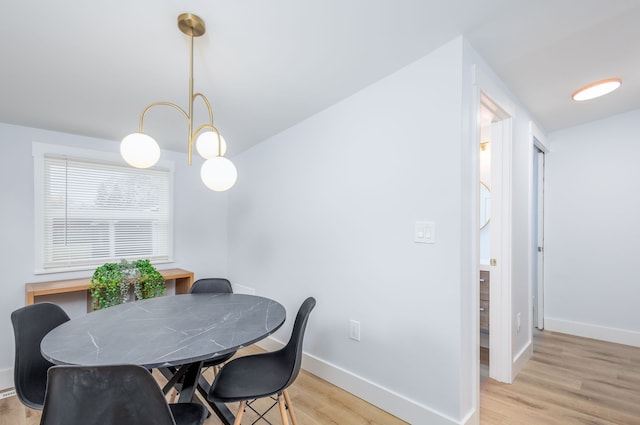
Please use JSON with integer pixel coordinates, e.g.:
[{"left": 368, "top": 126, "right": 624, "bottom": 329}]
[
  {"left": 39, "top": 364, "right": 208, "bottom": 425},
  {"left": 208, "top": 297, "right": 316, "bottom": 425},
  {"left": 189, "top": 277, "right": 233, "bottom": 295},
  {"left": 190, "top": 278, "right": 236, "bottom": 379},
  {"left": 11, "top": 302, "right": 70, "bottom": 410}
]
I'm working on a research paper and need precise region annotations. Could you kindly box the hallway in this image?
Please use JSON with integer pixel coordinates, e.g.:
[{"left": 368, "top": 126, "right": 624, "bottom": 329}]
[{"left": 480, "top": 330, "right": 640, "bottom": 424}]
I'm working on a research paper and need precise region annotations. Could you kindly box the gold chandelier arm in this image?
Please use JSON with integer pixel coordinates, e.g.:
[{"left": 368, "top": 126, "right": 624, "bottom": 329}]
[
  {"left": 193, "top": 123, "right": 217, "bottom": 135},
  {"left": 193, "top": 93, "right": 215, "bottom": 124},
  {"left": 193, "top": 123, "right": 225, "bottom": 157},
  {"left": 138, "top": 101, "right": 189, "bottom": 133},
  {"left": 138, "top": 101, "right": 192, "bottom": 163}
]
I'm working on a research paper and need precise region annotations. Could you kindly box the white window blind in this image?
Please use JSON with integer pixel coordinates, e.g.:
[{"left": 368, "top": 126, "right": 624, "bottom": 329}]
[{"left": 36, "top": 149, "right": 172, "bottom": 272}]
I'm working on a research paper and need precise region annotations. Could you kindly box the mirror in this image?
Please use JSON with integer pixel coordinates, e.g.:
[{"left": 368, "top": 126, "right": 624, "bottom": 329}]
[{"left": 480, "top": 181, "right": 491, "bottom": 229}]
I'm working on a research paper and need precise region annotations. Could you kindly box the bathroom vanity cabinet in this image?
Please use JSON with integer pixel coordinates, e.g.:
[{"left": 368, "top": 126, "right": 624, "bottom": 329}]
[{"left": 480, "top": 270, "right": 490, "bottom": 333}]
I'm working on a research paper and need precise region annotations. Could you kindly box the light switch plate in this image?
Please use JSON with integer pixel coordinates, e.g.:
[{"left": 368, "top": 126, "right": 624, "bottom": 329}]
[
  {"left": 414, "top": 221, "right": 435, "bottom": 244},
  {"left": 349, "top": 320, "right": 361, "bottom": 341}
]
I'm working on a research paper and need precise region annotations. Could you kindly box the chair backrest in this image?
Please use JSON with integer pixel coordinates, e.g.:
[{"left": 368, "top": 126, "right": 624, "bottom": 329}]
[
  {"left": 280, "top": 297, "right": 316, "bottom": 390},
  {"left": 39, "top": 364, "right": 177, "bottom": 425},
  {"left": 11, "top": 302, "right": 70, "bottom": 409},
  {"left": 189, "top": 278, "right": 232, "bottom": 294}
]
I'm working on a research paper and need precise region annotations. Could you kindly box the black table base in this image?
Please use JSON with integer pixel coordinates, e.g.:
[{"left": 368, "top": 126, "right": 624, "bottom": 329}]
[{"left": 160, "top": 363, "right": 236, "bottom": 425}]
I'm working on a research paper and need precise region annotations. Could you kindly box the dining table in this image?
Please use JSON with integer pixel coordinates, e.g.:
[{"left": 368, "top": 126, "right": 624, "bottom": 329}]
[{"left": 40, "top": 292, "right": 287, "bottom": 425}]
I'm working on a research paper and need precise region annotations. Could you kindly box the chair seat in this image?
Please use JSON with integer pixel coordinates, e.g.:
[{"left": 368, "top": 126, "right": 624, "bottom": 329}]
[
  {"left": 168, "top": 403, "right": 209, "bottom": 425},
  {"left": 202, "top": 351, "right": 235, "bottom": 368},
  {"left": 209, "top": 351, "right": 290, "bottom": 402}
]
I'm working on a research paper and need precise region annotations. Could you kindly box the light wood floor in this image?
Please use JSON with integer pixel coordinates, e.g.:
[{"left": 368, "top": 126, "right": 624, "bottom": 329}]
[
  {"left": 0, "top": 345, "right": 407, "bottom": 425},
  {"left": 481, "top": 330, "right": 640, "bottom": 425},
  {"left": 3, "top": 332, "right": 640, "bottom": 425},
  {"left": 190, "top": 346, "right": 409, "bottom": 425}
]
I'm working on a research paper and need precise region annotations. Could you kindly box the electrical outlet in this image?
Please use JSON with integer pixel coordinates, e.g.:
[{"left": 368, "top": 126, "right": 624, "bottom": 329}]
[
  {"left": 516, "top": 312, "right": 521, "bottom": 333},
  {"left": 349, "top": 320, "right": 361, "bottom": 341}
]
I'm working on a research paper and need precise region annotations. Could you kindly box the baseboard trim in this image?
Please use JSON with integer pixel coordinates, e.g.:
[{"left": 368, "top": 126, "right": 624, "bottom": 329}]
[
  {"left": 545, "top": 318, "right": 640, "bottom": 347},
  {"left": 257, "top": 337, "right": 463, "bottom": 425},
  {"left": 0, "top": 368, "right": 13, "bottom": 392},
  {"left": 460, "top": 406, "right": 479, "bottom": 425},
  {"left": 512, "top": 340, "right": 533, "bottom": 378}
]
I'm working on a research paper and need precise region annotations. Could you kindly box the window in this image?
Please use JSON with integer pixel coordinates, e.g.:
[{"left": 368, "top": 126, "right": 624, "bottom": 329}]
[{"left": 33, "top": 143, "right": 173, "bottom": 273}]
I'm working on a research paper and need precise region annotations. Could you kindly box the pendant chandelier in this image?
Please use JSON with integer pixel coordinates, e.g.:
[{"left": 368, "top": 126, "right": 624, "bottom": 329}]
[{"left": 120, "top": 13, "right": 237, "bottom": 191}]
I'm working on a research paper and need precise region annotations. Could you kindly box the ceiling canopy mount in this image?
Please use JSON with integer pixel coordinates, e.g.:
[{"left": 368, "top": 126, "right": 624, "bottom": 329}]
[{"left": 177, "top": 13, "right": 206, "bottom": 38}]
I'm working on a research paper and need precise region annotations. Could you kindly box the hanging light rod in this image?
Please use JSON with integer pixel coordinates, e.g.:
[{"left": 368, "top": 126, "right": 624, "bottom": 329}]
[{"left": 121, "top": 13, "right": 237, "bottom": 191}]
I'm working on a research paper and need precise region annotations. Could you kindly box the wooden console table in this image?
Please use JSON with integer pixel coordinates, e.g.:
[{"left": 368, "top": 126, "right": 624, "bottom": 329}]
[{"left": 26, "top": 268, "right": 194, "bottom": 311}]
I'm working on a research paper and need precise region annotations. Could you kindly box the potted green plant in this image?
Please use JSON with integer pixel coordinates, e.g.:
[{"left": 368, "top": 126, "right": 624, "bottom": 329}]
[
  {"left": 89, "top": 259, "right": 166, "bottom": 310},
  {"left": 132, "top": 259, "right": 166, "bottom": 300},
  {"left": 89, "top": 262, "right": 128, "bottom": 310}
]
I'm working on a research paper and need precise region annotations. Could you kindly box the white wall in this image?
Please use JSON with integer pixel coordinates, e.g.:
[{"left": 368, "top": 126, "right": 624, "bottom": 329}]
[
  {"left": 0, "top": 123, "right": 229, "bottom": 389},
  {"left": 228, "top": 38, "right": 468, "bottom": 424},
  {"left": 224, "top": 36, "right": 543, "bottom": 424},
  {"left": 545, "top": 109, "right": 640, "bottom": 346}
]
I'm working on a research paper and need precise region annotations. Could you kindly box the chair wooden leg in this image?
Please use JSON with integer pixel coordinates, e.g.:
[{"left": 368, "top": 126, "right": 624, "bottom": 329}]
[
  {"left": 283, "top": 389, "right": 299, "bottom": 425},
  {"left": 234, "top": 400, "right": 246, "bottom": 425},
  {"left": 277, "top": 394, "right": 290, "bottom": 425}
]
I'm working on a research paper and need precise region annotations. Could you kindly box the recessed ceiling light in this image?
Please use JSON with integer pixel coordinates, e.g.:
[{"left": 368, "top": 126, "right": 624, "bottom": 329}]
[{"left": 572, "top": 78, "right": 622, "bottom": 101}]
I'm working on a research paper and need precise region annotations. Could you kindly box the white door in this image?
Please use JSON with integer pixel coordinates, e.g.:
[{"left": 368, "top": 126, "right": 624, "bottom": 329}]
[{"left": 488, "top": 117, "right": 512, "bottom": 383}]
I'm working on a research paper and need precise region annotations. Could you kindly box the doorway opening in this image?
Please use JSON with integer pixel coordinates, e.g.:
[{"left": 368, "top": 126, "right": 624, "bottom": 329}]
[{"left": 479, "top": 103, "right": 492, "bottom": 378}]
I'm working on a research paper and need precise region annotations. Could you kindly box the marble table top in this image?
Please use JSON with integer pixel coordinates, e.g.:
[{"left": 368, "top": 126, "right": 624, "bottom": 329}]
[{"left": 41, "top": 293, "right": 286, "bottom": 369}]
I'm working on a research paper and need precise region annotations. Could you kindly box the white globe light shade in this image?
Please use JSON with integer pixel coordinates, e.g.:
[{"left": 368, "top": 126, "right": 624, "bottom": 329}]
[
  {"left": 200, "top": 156, "right": 237, "bottom": 191},
  {"left": 195, "top": 131, "right": 227, "bottom": 159},
  {"left": 120, "top": 133, "right": 161, "bottom": 168}
]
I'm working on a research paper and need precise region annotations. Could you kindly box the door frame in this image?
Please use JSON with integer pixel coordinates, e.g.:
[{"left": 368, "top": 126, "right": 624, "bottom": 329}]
[
  {"left": 472, "top": 65, "right": 515, "bottom": 384},
  {"left": 530, "top": 123, "right": 549, "bottom": 330}
]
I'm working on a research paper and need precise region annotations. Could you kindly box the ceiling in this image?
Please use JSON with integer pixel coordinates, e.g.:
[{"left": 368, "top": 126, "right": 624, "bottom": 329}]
[{"left": 1, "top": 0, "right": 639, "bottom": 156}]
